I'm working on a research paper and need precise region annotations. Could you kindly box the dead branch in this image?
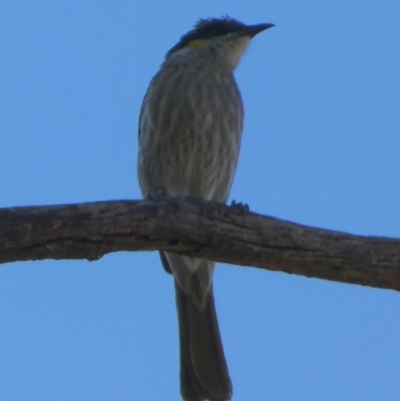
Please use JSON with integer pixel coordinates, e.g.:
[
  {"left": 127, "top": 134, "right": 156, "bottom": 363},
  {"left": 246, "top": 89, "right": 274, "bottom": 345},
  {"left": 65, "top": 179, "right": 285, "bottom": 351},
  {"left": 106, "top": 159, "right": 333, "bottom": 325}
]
[{"left": 1, "top": 197, "right": 399, "bottom": 291}]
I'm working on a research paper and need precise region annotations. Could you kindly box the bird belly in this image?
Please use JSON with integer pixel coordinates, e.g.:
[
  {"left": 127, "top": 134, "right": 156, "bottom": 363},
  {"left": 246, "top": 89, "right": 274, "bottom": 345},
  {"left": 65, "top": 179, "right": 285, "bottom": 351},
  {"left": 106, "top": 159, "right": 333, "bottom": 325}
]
[{"left": 139, "top": 122, "right": 237, "bottom": 202}]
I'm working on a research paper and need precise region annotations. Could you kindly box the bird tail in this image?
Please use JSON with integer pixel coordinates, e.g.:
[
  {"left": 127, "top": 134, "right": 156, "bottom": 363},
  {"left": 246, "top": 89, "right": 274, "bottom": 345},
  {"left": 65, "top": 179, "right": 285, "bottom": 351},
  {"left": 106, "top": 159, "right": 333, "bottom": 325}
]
[{"left": 175, "top": 278, "right": 232, "bottom": 401}]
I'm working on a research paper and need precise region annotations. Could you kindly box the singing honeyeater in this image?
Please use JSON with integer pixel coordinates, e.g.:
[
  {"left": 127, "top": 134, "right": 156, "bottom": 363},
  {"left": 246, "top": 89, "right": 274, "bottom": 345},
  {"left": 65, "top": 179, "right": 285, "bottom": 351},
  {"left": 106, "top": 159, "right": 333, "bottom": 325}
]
[{"left": 137, "top": 16, "right": 274, "bottom": 401}]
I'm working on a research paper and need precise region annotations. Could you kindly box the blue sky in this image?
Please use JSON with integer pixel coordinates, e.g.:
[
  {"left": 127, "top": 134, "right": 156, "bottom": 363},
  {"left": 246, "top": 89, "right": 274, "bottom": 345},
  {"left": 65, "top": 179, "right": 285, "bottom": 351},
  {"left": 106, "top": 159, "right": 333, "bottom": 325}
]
[{"left": 1, "top": 1, "right": 399, "bottom": 400}]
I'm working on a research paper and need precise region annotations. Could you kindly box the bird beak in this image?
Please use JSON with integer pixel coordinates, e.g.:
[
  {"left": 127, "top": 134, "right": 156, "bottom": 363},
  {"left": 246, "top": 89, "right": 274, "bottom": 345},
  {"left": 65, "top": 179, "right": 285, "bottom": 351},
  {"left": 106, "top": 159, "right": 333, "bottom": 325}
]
[{"left": 239, "top": 23, "right": 275, "bottom": 38}]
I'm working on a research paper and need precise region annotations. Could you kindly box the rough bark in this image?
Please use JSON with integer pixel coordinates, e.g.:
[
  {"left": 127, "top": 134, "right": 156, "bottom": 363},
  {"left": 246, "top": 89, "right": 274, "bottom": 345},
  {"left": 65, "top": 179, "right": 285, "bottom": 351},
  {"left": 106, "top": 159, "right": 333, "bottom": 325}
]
[{"left": 1, "top": 197, "right": 399, "bottom": 291}]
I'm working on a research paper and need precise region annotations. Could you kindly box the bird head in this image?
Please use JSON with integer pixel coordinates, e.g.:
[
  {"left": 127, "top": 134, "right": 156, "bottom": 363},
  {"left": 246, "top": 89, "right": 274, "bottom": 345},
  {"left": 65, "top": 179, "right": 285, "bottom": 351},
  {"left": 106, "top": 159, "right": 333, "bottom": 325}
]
[{"left": 166, "top": 16, "right": 274, "bottom": 71}]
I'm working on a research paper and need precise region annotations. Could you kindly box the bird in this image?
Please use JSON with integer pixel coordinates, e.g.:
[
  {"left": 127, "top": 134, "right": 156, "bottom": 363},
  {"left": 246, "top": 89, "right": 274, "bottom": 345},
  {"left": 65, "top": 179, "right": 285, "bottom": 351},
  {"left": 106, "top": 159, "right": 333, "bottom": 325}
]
[{"left": 137, "top": 16, "right": 274, "bottom": 401}]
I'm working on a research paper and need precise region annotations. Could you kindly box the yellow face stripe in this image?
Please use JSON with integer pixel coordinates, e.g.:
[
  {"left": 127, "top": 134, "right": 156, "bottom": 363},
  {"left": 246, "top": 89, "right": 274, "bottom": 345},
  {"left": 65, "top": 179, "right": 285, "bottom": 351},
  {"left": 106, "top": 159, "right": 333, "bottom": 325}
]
[{"left": 187, "top": 39, "right": 210, "bottom": 49}]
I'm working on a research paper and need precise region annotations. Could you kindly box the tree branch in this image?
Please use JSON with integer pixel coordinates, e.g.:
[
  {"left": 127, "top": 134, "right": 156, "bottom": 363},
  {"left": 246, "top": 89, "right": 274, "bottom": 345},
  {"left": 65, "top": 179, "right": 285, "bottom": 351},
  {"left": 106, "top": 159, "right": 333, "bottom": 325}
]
[{"left": 1, "top": 197, "right": 399, "bottom": 291}]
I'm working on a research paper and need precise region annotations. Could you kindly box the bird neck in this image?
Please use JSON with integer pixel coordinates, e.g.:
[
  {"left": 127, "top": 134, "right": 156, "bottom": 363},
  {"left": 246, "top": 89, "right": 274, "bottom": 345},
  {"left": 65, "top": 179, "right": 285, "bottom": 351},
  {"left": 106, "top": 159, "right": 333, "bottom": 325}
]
[{"left": 164, "top": 46, "right": 242, "bottom": 74}]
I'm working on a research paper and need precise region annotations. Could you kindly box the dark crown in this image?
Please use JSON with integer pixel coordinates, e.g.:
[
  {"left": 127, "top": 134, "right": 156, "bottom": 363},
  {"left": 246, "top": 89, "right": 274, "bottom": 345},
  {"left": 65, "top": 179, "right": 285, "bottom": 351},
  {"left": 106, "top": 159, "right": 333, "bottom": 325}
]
[{"left": 167, "top": 16, "right": 246, "bottom": 55}]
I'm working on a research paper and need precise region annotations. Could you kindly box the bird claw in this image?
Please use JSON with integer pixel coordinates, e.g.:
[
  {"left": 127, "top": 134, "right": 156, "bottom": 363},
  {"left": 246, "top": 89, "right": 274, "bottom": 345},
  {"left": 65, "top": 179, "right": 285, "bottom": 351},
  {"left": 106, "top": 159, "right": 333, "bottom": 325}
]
[
  {"left": 230, "top": 200, "right": 250, "bottom": 215},
  {"left": 147, "top": 189, "right": 167, "bottom": 202}
]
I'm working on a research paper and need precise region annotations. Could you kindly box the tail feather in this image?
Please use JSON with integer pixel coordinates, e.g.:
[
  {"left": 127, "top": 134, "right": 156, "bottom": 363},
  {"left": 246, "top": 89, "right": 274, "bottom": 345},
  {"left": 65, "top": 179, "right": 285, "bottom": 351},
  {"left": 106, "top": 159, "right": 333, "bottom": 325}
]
[{"left": 175, "top": 280, "right": 232, "bottom": 401}]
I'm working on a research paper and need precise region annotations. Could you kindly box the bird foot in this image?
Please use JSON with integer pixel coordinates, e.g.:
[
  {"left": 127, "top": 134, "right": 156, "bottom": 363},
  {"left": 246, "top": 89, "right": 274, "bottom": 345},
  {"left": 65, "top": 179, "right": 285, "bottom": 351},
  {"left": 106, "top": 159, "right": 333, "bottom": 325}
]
[
  {"left": 147, "top": 189, "right": 167, "bottom": 202},
  {"left": 230, "top": 199, "right": 250, "bottom": 215}
]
